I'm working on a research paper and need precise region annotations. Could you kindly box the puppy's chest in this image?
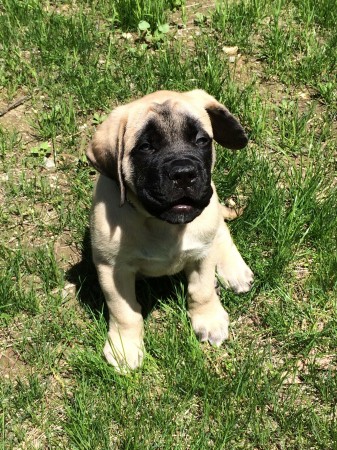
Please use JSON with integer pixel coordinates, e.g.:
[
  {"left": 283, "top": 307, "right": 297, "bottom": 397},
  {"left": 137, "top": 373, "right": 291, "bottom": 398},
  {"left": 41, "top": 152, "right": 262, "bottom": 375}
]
[{"left": 136, "top": 231, "right": 211, "bottom": 277}]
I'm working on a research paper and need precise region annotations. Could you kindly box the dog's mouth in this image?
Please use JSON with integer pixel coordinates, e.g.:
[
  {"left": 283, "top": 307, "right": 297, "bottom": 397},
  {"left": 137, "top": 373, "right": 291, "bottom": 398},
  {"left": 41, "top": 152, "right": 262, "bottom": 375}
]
[
  {"left": 167, "top": 197, "right": 196, "bottom": 215},
  {"left": 170, "top": 204, "right": 194, "bottom": 213},
  {"left": 137, "top": 187, "right": 213, "bottom": 224},
  {"left": 158, "top": 197, "right": 204, "bottom": 224}
]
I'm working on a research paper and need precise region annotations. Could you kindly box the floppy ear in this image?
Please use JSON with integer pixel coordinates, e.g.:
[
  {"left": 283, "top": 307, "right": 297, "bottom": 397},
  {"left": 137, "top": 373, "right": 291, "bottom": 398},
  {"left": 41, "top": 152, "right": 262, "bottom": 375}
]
[
  {"left": 86, "top": 106, "right": 128, "bottom": 205},
  {"left": 186, "top": 89, "right": 248, "bottom": 149}
]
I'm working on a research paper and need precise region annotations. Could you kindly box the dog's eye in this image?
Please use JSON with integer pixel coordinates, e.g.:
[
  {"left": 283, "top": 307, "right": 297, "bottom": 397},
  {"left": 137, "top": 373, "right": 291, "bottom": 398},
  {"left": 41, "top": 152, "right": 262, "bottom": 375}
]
[
  {"left": 196, "top": 135, "right": 211, "bottom": 147},
  {"left": 138, "top": 142, "right": 153, "bottom": 152}
]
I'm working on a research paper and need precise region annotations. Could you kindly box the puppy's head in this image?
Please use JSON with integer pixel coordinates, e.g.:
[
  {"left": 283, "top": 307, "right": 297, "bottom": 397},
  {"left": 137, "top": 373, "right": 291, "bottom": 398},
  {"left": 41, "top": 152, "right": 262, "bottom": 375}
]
[{"left": 87, "top": 90, "right": 248, "bottom": 224}]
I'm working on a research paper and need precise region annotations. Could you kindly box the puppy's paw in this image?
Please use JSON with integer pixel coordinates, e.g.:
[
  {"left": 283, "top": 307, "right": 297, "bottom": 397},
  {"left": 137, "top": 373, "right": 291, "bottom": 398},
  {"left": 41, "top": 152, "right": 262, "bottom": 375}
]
[
  {"left": 189, "top": 305, "right": 229, "bottom": 347},
  {"left": 103, "top": 334, "right": 144, "bottom": 371},
  {"left": 217, "top": 257, "right": 254, "bottom": 294}
]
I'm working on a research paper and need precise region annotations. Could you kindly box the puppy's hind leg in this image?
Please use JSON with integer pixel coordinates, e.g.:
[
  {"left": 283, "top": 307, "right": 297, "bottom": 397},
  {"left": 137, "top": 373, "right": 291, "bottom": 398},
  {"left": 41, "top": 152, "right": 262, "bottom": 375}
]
[
  {"left": 220, "top": 203, "right": 244, "bottom": 221},
  {"left": 216, "top": 223, "right": 254, "bottom": 294}
]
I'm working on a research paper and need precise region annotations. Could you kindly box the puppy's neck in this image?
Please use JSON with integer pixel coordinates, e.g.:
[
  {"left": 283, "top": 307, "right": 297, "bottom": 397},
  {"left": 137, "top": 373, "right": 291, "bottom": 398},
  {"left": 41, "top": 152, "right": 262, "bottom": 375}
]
[{"left": 125, "top": 188, "right": 152, "bottom": 218}]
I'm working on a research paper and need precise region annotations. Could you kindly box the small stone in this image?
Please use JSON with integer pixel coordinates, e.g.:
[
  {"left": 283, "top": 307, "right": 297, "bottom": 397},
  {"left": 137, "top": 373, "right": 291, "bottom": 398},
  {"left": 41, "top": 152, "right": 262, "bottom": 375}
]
[
  {"left": 61, "top": 283, "right": 76, "bottom": 299},
  {"left": 222, "top": 46, "right": 238, "bottom": 56},
  {"left": 0, "top": 173, "right": 9, "bottom": 182},
  {"left": 122, "top": 32, "right": 133, "bottom": 41},
  {"left": 298, "top": 91, "right": 310, "bottom": 100},
  {"left": 44, "top": 157, "right": 56, "bottom": 169}
]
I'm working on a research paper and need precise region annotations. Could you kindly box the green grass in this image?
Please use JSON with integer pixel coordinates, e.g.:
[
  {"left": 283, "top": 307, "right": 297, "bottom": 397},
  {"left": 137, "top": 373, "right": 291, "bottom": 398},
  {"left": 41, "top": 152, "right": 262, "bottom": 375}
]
[{"left": 1, "top": 0, "right": 336, "bottom": 448}]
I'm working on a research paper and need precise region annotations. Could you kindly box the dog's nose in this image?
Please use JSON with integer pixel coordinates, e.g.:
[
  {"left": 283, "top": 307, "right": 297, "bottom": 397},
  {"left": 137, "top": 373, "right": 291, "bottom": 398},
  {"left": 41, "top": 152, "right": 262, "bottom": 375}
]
[{"left": 168, "top": 160, "right": 198, "bottom": 188}]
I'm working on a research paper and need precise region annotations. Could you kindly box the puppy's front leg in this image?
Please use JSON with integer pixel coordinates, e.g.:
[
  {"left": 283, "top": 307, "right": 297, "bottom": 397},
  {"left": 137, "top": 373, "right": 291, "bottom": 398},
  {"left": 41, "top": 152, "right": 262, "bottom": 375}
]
[
  {"left": 185, "top": 254, "right": 229, "bottom": 347},
  {"left": 96, "top": 264, "right": 144, "bottom": 370}
]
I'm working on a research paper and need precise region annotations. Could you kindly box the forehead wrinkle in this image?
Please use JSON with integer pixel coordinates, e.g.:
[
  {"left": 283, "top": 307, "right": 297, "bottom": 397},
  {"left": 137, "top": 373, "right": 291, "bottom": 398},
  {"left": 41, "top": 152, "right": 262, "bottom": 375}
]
[
  {"left": 156, "top": 103, "right": 213, "bottom": 139},
  {"left": 130, "top": 115, "right": 168, "bottom": 149},
  {"left": 127, "top": 101, "right": 212, "bottom": 149},
  {"left": 141, "top": 107, "right": 185, "bottom": 142}
]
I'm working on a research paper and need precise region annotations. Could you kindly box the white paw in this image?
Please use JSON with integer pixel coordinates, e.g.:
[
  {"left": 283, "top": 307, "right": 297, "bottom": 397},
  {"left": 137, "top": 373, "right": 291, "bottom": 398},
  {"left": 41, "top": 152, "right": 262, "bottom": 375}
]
[
  {"left": 103, "top": 334, "right": 144, "bottom": 371},
  {"left": 217, "top": 253, "right": 254, "bottom": 294},
  {"left": 189, "top": 305, "right": 229, "bottom": 346}
]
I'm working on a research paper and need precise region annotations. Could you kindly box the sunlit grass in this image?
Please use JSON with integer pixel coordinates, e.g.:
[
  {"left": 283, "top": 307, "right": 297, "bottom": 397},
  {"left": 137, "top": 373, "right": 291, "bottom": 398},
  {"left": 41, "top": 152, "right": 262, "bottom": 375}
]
[{"left": 1, "top": 0, "right": 336, "bottom": 448}]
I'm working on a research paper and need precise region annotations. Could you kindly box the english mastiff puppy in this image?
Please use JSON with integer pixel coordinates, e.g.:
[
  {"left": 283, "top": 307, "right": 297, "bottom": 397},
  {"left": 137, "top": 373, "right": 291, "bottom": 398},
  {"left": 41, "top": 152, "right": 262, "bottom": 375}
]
[{"left": 87, "top": 89, "right": 253, "bottom": 370}]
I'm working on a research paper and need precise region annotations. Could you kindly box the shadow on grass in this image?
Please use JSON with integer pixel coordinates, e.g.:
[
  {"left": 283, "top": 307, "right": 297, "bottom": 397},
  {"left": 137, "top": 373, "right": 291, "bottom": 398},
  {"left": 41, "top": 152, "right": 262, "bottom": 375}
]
[{"left": 66, "top": 227, "right": 185, "bottom": 321}]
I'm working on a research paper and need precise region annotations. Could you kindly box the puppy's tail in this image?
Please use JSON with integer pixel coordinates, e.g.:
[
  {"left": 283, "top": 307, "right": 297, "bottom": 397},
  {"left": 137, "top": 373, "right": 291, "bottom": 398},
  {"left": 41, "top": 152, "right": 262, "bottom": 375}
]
[{"left": 220, "top": 204, "right": 244, "bottom": 221}]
